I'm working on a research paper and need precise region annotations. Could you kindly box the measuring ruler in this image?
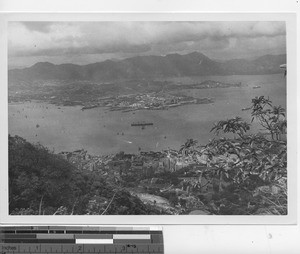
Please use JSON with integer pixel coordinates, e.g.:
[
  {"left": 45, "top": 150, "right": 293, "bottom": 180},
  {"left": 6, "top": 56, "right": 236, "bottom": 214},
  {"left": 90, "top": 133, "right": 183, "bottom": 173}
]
[{"left": 0, "top": 226, "right": 164, "bottom": 254}]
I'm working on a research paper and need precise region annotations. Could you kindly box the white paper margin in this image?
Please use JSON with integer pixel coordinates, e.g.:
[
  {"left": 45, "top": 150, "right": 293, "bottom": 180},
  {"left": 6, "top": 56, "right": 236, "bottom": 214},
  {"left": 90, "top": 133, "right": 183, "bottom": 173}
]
[{"left": 0, "top": 12, "right": 297, "bottom": 226}]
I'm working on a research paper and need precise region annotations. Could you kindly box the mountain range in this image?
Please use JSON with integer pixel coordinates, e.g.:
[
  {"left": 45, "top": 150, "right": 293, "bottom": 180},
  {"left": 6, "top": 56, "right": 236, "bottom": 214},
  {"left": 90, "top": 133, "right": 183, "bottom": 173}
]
[{"left": 8, "top": 52, "right": 286, "bottom": 82}]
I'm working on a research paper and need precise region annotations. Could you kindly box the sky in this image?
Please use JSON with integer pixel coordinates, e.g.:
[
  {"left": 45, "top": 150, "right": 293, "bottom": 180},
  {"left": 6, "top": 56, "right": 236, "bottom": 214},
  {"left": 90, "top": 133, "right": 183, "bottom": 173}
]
[{"left": 8, "top": 21, "right": 286, "bottom": 69}]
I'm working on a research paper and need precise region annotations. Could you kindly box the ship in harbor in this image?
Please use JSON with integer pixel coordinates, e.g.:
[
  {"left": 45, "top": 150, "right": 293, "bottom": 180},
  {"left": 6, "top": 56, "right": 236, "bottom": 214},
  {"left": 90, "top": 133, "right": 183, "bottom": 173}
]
[{"left": 131, "top": 121, "right": 154, "bottom": 129}]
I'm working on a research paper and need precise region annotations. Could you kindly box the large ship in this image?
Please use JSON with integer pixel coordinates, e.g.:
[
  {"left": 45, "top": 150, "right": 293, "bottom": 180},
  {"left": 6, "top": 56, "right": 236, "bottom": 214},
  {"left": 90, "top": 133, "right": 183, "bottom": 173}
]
[
  {"left": 131, "top": 121, "right": 154, "bottom": 127},
  {"left": 131, "top": 121, "right": 154, "bottom": 129}
]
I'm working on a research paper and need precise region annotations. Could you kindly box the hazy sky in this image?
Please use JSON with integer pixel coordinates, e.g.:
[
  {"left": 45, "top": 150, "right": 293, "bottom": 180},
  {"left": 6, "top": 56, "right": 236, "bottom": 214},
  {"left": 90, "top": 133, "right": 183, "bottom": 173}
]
[{"left": 8, "top": 21, "right": 286, "bottom": 68}]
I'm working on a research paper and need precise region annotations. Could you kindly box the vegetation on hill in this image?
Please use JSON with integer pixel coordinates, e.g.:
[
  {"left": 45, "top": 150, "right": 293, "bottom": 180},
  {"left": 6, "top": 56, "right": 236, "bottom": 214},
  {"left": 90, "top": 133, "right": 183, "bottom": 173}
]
[{"left": 9, "top": 136, "right": 162, "bottom": 215}]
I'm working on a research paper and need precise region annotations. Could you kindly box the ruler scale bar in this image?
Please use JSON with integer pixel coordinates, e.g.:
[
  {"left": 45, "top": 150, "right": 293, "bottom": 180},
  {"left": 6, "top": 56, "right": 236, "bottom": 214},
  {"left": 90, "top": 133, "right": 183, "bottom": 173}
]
[
  {"left": 1, "top": 227, "right": 162, "bottom": 231},
  {"left": 0, "top": 226, "right": 164, "bottom": 253},
  {"left": 113, "top": 234, "right": 151, "bottom": 239},
  {"left": 37, "top": 234, "right": 74, "bottom": 239},
  {"left": 114, "top": 239, "right": 151, "bottom": 244},
  {"left": 0, "top": 233, "right": 37, "bottom": 238},
  {"left": 75, "top": 234, "right": 113, "bottom": 239},
  {"left": 3, "top": 239, "right": 76, "bottom": 243},
  {"left": 76, "top": 239, "right": 114, "bottom": 244},
  {"left": 1, "top": 244, "right": 164, "bottom": 253}
]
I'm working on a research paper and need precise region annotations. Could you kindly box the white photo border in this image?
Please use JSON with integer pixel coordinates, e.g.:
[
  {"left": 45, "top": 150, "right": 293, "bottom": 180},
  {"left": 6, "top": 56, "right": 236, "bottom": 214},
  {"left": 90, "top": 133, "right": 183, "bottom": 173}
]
[{"left": 0, "top": 12, "right": 297, "bottom": 225}]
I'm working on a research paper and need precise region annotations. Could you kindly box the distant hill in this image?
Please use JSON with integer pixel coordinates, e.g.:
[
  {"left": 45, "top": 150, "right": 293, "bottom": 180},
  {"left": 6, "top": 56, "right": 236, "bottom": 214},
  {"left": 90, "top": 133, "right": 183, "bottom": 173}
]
[
  {"left": 8, "top": 52, "right": 286, "bottom": 82},
  {"left": 220, "top": 54, "right": 287, "bottom": 75}
]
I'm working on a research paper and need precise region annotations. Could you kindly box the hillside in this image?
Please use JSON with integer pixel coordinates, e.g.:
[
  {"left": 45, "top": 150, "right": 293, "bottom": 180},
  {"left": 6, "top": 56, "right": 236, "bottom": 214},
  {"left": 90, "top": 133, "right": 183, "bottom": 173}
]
[
  {"left": 9, "top": 135, "right": 162, "bottom": 215},
  {"left": 8, "top": 52, "right": 286, "bottom": 82}
]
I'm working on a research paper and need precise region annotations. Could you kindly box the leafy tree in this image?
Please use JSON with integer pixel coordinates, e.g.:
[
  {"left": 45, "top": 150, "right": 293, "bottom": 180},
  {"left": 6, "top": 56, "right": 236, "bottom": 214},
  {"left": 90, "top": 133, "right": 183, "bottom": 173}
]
[
  {"left": 179, "top": 138, "right": 198, "bottom": 156},
  {"left": 250, "top": 96, "right": 286, "bottom": 140},
  {"left": 210, "top": 117, "right": 250, "bottom": 138}
]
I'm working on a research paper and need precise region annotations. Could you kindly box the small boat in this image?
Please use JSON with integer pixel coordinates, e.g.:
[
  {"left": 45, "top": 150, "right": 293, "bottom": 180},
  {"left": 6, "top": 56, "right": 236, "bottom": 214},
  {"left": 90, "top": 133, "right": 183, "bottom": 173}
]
[
  {"left": 131, "top": 121, "right": 153, "bottom": 127},
  {"left": 242, "top": 107, "right": 251, "bottom": 111},
  {"left": 253, "top": 85, "right": 261, "bottom": 89}
]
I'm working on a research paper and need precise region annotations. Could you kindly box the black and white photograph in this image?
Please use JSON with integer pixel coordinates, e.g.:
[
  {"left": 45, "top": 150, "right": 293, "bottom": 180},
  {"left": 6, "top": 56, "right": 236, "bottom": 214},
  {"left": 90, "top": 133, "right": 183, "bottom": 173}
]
[{"left": 7, "top": 20, "right": 288, "bottom": 216}]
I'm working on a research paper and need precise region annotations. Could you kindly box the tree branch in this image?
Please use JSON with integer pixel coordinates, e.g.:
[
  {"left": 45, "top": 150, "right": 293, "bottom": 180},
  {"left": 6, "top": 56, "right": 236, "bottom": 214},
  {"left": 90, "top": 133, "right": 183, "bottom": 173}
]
[{"left": 101, "top": 191, "right": 117, "bottom": 215}]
